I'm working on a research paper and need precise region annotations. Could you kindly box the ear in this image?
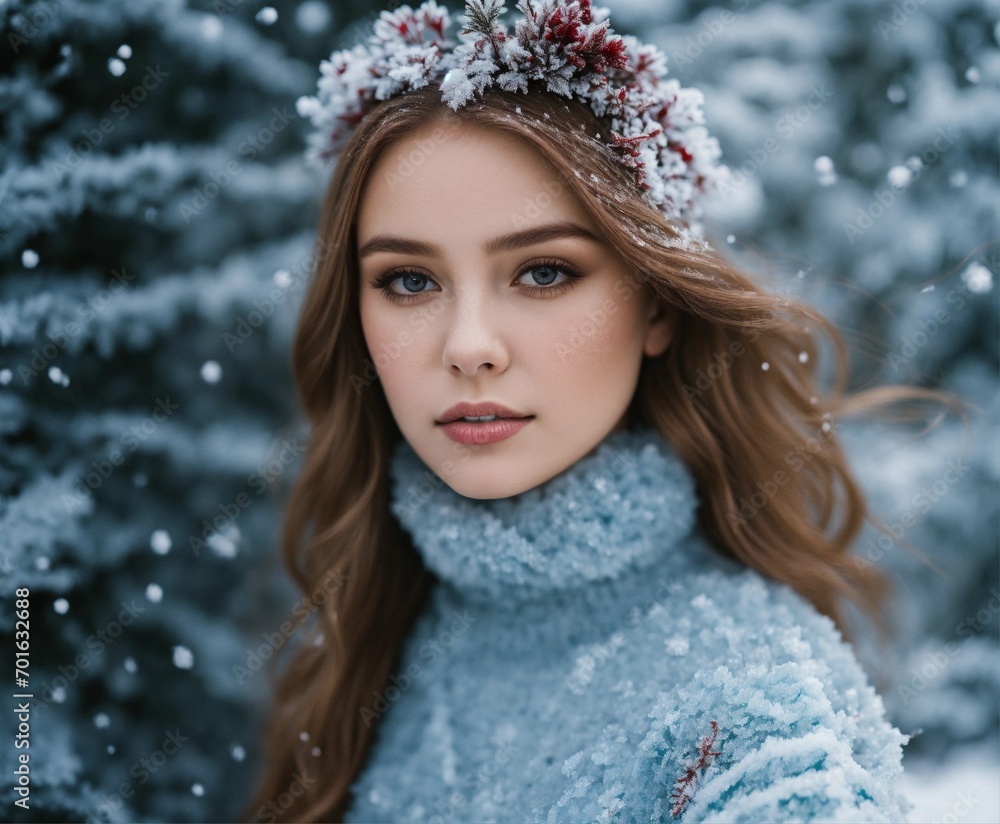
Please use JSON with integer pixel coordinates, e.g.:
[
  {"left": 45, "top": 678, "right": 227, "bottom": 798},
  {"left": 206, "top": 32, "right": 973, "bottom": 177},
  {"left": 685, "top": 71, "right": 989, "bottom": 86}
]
[{"left": 643, "top": 298, "right": 675, "bottom": 358}]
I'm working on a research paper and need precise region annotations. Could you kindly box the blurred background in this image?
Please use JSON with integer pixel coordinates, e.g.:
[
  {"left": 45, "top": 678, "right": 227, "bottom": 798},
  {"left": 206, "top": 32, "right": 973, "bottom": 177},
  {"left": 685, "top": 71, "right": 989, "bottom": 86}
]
[{"left": 0, "top": 0, "right": 996, "bottom": 821}]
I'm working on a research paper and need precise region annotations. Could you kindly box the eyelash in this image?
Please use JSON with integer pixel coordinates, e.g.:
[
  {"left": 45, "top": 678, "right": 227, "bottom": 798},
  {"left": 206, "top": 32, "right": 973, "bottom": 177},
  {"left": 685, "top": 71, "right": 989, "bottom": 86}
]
[{"left": 368, "top": 258, "right": 584, "bottom": 305}]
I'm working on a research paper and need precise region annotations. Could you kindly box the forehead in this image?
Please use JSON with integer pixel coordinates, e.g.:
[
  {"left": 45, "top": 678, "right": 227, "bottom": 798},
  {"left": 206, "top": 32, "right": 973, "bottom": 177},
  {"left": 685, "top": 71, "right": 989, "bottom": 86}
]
[{"left": 356, "top": 120, "right": 592, "bottom": 240}]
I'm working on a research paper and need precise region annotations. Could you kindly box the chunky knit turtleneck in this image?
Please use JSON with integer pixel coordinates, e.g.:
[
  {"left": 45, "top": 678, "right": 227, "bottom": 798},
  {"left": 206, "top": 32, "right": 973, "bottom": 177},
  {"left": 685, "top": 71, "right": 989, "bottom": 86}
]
[
  {"left": 389, "top": 426, "right": 704, "bottom": 600},
  {"left": 345, "top": 426, "right": 910, "bottom": 824}
]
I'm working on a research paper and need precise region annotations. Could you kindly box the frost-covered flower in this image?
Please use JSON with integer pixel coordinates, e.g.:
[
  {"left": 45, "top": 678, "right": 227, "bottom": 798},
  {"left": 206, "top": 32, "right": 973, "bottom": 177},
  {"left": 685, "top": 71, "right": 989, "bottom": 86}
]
[{"left": 297, "top": 0, "right": 732, "bottom": 239}]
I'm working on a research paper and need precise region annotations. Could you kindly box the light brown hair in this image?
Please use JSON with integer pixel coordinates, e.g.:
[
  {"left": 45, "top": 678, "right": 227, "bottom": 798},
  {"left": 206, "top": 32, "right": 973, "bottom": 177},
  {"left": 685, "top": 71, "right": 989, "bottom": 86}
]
[{"left": 244, "top": 83, "right": 956, "bottom": 822}]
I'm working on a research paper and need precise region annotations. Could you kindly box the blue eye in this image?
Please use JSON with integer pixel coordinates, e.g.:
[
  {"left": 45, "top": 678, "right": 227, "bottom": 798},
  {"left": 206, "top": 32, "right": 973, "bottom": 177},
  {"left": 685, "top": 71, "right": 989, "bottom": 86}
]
[{"left": 370, "top": 258, "right": 583, "bottom": 304}]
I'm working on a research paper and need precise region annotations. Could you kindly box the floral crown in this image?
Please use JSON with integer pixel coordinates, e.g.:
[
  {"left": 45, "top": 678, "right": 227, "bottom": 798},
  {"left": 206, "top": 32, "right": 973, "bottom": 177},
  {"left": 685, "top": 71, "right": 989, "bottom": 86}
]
[{"left": 296, "top": 0, "right": 731, "bottom": 241}]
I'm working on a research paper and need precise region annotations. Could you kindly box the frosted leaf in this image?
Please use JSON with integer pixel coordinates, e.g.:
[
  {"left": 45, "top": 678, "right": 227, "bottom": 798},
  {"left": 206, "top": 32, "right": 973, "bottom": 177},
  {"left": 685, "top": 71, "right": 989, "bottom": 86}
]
[
  {"left": 21, "top": 249, "right": 39, "bottom": 268},
  {"left": 200, "top": 360, "right": 222, "bottom": 383},
  {"left": 94, "top": 712, "right": 111, "bottom": 728},
  {"left": 961, "top": 262, "right": 993, "bottom": 294},
  {"left": 54, "top": 598, "right": 69, "bottom": 614},
  {"left": 256, "top": 6, "right": 278, "bottom": 25},
  {"left": 173, "top": 645, "right": 195, "bottom": 669},
  {"left": 150, "top": 529, "right": 172, "bottom": 555},
  {"left": 145, "top": 583, "right": 164, "bottom": 603},
  {"left": 887, "top": 165, "right": 912, "bottom": 188},
  {"left": 107, "top": 58, "right": 126, "bottom": 76},
  {"left": 296, "top": 1, "right": 332, "bottom": 34},
  {"left": 117, "top": 44, "right": 132, "bottom": 59}
]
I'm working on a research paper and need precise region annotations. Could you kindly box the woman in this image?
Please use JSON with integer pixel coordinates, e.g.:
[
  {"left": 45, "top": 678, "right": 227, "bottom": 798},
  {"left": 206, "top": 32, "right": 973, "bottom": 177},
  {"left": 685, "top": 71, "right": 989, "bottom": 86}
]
[{"left": 247, "top": 1, "right": 949, "bottom": 820}]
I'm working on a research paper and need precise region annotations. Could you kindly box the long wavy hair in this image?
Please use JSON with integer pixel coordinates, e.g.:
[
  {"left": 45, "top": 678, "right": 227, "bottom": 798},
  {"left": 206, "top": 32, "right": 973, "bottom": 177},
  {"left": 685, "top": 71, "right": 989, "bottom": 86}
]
[{"left": 244, "top": 83, "right": 955, "bottom": 822}]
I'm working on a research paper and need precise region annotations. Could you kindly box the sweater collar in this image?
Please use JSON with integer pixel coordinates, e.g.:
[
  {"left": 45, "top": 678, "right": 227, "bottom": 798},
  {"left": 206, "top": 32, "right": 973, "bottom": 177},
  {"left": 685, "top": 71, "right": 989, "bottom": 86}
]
[{"left": 388, "top": 426, "right": 700, "bottom": 607}]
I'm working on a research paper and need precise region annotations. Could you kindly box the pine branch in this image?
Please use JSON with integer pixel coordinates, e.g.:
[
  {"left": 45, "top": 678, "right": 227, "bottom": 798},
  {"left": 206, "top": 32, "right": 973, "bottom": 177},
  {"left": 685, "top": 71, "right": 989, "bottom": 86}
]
[{"left": 462, "top": 0, "right": 506, "bottom": 37}]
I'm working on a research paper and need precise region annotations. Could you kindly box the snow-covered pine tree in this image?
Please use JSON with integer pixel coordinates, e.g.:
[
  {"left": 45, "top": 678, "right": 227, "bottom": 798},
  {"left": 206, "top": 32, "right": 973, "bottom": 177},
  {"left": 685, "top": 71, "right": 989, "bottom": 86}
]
[{"left": 0, "top": 0, "right": 366, "bottom": 819}]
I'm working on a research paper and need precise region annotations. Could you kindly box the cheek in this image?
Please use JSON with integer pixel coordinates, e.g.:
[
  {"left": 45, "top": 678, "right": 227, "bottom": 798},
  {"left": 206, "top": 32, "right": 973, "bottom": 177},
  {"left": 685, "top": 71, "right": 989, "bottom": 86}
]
[{"left": 531, "top": 288, "right": 645, "bottom": 384}]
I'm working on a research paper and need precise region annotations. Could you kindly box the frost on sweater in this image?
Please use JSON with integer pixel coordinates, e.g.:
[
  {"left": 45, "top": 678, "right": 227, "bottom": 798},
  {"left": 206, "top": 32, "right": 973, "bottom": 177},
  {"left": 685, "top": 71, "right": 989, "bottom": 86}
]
[{"left": 344, "top": 426, "right": 910, "bottom": 823}]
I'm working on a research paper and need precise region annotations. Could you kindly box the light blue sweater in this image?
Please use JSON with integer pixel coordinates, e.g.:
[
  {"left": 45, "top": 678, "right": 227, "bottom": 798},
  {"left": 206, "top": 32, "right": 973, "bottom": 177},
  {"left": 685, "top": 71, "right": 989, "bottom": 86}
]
[{"left": 344, "top": 426, "right": 909, "bottom": 823}]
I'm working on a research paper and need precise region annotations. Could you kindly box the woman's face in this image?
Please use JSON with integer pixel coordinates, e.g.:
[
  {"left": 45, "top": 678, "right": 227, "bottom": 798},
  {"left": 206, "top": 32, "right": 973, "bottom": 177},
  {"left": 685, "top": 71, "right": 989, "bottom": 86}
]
[{"left": 356, "top": 119, "right": 674, "bottom": 499}]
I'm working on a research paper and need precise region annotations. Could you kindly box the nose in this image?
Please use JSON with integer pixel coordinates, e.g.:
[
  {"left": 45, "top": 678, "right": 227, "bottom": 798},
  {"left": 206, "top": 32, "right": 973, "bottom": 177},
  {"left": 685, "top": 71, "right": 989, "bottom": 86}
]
[{"left": 440, "top": 288, "right": 510, "bottom": 376}]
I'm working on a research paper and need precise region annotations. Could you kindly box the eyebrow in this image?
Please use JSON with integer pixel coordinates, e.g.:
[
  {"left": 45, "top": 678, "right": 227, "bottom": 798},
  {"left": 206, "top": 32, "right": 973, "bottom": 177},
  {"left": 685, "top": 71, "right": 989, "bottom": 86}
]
[{"left": 357, "top": 220, "right": 602, "bottom": 259}]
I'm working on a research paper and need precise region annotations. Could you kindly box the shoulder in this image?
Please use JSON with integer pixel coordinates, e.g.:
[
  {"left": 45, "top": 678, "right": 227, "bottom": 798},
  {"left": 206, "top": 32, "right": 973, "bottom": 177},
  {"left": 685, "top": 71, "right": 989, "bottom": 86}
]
[{"left": 623, "top": 560, "right": 910, "bottom": 822}]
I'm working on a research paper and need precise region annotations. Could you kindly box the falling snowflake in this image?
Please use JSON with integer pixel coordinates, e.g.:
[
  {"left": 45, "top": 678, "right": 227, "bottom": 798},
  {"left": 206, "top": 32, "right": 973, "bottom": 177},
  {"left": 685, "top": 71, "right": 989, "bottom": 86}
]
[
  {"left": 173, "top": 645, "right": 195, "bottom": 669},
  {"left": 145, "top": 583, "right": 164, "bottom": 603},
  {"left": 107, "top": 57, "right": 126, "bottom": 76},
  {"left": 296, "top": 1, "right": 332, "bottom": 34},
  {"left": 54, "top": 598, "right": 70, "bottom": 615},
  {"left": 256, "top": 6, "right": 278, "bottom": 25},
  {"left": 887, "top": 165, "right": 912, "bottom": 188},
  {"left": 961, "top": 262, "right": 993, "bottom": 294},
  {"left": 150, "top": 529, "right": 172, "bottom": 555},
  {"left": 200, "top": 360, "right": 222, "bottom": 383},
  {"left": 21, "top": 249, "right": 39, "bottom": 268}
]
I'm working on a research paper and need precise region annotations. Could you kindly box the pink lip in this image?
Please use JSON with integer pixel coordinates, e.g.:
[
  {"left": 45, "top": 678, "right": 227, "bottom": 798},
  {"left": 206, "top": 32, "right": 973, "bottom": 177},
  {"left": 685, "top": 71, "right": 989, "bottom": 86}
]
[
  {"left": 437, "top": 401, "right": 531, "bottom": 424},
  {"left": 438, "top": 417, "right": 534, "bottom": 445}
]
